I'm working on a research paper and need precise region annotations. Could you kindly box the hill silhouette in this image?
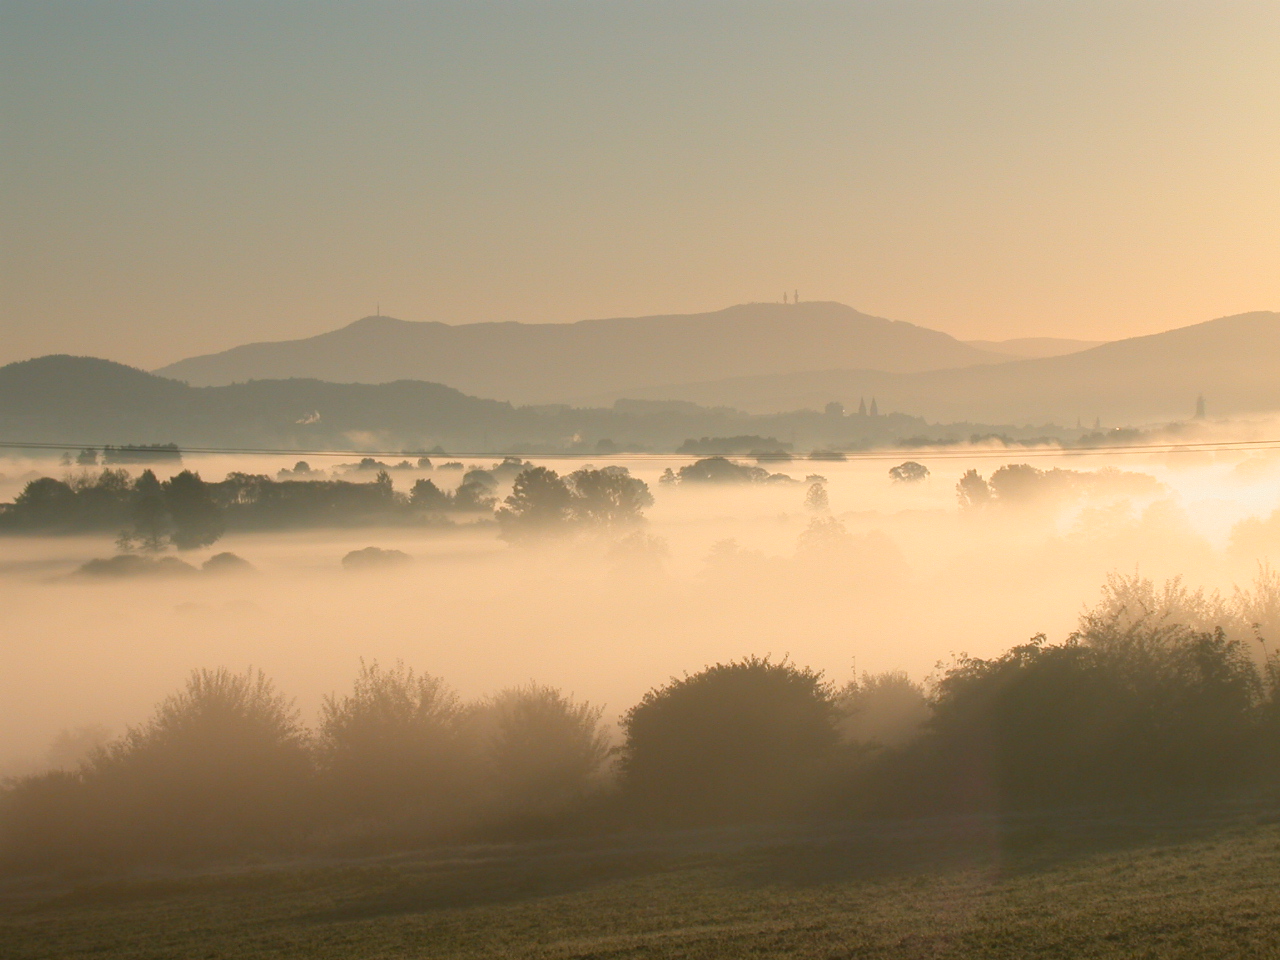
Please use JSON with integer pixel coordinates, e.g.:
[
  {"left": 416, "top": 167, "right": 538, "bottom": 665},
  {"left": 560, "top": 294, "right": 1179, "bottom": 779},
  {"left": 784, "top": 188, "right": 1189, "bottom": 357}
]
[
  {"left": 154, "top": 302, "right": 1005, "bottom": 402},
  {"left": 603, "top": 311, "right": 1280, "bottom": 424},
  {"left": 0, "top": 356, "right": 1031, "bottom": 453},
  {"left": 963, "top": 337, "right": 1105, "bottom": 360}
]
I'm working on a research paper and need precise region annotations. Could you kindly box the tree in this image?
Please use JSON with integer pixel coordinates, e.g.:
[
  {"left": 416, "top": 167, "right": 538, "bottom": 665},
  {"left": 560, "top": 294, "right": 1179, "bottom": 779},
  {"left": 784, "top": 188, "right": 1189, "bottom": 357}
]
[
  {"left": 804, "top": 482, "right": 829, "bottom": 512},
  {"left": 125, "top": 469, "right": 171, "bottom": 552},
  {"left": 496, "top": 467, "right": 575, "bottom": 540},
  {"left": 889, "top": 461, "right": 929, "bottom": 483},
  {"left": 163, "top": 471, "right": 225, "bottom": 549},
  {"left": 10, "top": 477, "right": 76, "bottom": 527},
  {"left": 675, "top": 457, "right": 770, "bottom": 484},
  {"left": 956, "top": 469, "right": 991, "bottom": 510},
  {"left": 928, "top": 611, "right": 1263, "bottom": 804},
  {"left": 453, "top": 478, "right": 497, "bottom": 512},
  {"left": 409, "top": 477, "right": 449, "bottom": 510},
  {"left": 796, "top": 515, "right": 853, "bottom": 558},
  {"left": 620, "top": 657, "right": 840, "bottom": 821},
  {"left": 566, "top": 466, "right": 653, "bottom": 528}
]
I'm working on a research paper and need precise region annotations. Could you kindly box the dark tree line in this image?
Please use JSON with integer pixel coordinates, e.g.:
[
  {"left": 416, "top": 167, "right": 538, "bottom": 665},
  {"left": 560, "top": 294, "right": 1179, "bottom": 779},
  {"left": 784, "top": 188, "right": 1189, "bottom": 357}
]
[{"left": 0, "top": 464, "right": 655, "bottom": 547}]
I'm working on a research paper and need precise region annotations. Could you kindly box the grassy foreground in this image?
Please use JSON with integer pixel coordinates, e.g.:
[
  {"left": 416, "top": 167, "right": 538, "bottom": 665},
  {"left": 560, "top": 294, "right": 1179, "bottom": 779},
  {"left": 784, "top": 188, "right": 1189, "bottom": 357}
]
[{"left": 6, "top": 805, "right": 1280, "bottom": 959}]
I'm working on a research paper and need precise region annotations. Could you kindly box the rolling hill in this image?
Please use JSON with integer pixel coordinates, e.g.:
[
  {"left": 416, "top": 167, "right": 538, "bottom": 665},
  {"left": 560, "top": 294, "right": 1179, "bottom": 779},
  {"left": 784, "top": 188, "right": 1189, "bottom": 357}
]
[
  {"left": 154, "top": 302, "right": 1006, "bottom": 402},
  {"left": 604, "top": 311, "right": 1280, "bottom": 424},
  {"left": 0, "top": 355, "right": 962, "bottom": 453},
  {"left": 963, "top": 337, "right": 1105, "bottom": 360}
]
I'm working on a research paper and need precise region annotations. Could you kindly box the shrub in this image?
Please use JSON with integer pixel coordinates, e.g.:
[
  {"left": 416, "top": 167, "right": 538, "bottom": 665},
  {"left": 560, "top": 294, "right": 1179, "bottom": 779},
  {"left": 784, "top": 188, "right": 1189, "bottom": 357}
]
[
  {"left": 2, "top": 669, "right": 315, "bottom": 865},
  {"left": 927, "top": 618, "right": 1263, "bottom": 805},
  {"left": 316, "top": 661, "right": 463, "bottom": 824},
  {"left": 468, "top": 684, "right": 611, "bottom": 818},
  {"left": 341, "top": 546, "right": 412, "bottom": 570},
  {"left": 838, "top": 671, "right": 930, "bottom": 749},
  {"left": 620, "top": 657, "right": 840, "bottom": 822}
]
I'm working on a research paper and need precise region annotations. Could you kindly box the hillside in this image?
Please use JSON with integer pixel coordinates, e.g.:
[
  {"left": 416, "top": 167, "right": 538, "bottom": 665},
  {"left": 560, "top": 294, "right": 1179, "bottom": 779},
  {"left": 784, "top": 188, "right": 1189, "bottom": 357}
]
[
  {"left": 0, "top": 355, "right": 1053, "bottom": 453},
  {"left": 605, "top": 311, "right": 1280, "bottom": 424},
  {"left": 964, "top": 337, "right": 1105, "bottom": 360},
  {"left": 153, "top": 302, "right": 1005, "bottom": 402}
]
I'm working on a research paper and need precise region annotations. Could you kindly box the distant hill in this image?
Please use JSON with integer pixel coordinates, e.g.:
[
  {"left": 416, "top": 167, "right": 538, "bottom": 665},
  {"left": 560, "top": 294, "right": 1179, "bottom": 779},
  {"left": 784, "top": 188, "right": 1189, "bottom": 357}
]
[
  {"left": 0, "top": 356, "right": 515, "bottom": 449},
  {"left": 154, "top": 302, "right": 1005, "bottom": 402},
  {"left": 963, "top": 337, "right": 1105, "bottom": 360},
  {"left": 603, "top": 312, "right": 1280, "bottom": 424},
  {"left": 0, "top": 355, "right": 1051, "bottom": 454}
]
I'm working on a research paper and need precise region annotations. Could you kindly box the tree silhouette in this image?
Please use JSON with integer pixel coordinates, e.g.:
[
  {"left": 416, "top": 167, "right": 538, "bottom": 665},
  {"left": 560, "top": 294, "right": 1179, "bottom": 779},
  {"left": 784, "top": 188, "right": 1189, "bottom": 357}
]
[
  {"left": 163, "top": 471, "right": 225, "bottom": 549},
  {"left": 621, "top": 657, "right": 839, "bottom": 821}
]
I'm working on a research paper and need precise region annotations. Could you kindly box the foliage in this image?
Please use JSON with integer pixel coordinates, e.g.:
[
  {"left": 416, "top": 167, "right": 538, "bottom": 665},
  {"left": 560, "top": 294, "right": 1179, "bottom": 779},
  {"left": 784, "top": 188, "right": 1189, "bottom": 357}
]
[
  {"left": 926, "top": 616, "right": 1263, "bottom": 804},
  {"left": 315, "top": 661, "right": 463, "bottom": 820},
  {"left": 468, "top": 684, "right": 611, "bottom": 817},
  {"left": 620, "top": 657, "right": 840, "bottom": 821},
  {"left": 341, "top": 546, "right": 413, "bottom": 570},
  {"left": 0, "top": 669, "right": 311, "bottom": 865},
  {"left": 837, "top": 671, "right": 930, "bottom": 748},
  {"left": 566, "top": 466, "right": 654, "bottom": 528},
  {"left": 956, "top": 468, "right": 992, "bottom": 509},
  {"left": 497, "top": 466, "right": 653, "bottom": 541},
  {"left": 804, "top": 482, "right": 829, "bottom": 512},
  {"left": 671, "top": 456, "right": 773, "bottom": 484},
  {"left": 956, "top": 463, "right": 1162, "bottom": 510},
  {"left": 888, "top": 461, "right": 929, "bottom": 483}
]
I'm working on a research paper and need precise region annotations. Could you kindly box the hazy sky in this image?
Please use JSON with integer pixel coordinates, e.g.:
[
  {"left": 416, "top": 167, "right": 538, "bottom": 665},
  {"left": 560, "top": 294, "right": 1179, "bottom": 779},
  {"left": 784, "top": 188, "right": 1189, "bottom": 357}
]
[{"left": 3, "top": 1, "right": 1278, "bottom": 370}]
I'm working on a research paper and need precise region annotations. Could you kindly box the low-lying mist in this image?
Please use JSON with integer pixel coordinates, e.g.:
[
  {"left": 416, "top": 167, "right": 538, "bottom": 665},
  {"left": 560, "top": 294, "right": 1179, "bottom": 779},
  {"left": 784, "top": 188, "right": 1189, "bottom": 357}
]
[{"left": 6, "top": 439, "right": 1280, "bottom": 780}]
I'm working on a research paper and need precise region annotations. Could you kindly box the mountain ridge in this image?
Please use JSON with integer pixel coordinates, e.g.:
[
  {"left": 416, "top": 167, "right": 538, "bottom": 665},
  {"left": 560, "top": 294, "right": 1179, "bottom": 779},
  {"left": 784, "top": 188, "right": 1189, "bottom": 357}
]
[
  {"left": 154, "top": 302, "right": 1007, "bottom": 401},
  {"left": 596, "top": 311, "right": 1280, "bottom": 424}
]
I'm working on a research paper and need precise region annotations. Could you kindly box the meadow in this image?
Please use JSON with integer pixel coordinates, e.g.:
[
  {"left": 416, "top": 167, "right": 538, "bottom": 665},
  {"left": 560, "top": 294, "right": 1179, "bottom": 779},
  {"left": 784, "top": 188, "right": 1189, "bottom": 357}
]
[{"left": 6, "top": 799, "right": 1280, "bottom": 959}]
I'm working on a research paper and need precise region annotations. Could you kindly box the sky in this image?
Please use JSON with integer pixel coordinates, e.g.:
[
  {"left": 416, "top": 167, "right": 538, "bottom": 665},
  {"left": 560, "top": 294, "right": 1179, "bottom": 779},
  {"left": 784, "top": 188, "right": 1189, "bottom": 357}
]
[{"left": 2, "top": 1, "right": 1278, "bottom": 370}]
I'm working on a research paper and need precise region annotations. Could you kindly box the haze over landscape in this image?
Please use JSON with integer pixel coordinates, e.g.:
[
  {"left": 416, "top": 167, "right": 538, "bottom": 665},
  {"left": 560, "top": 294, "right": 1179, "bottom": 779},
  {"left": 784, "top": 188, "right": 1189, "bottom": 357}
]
[{"left": 4, "top": 3, "right": 1280, "bottom": 959}]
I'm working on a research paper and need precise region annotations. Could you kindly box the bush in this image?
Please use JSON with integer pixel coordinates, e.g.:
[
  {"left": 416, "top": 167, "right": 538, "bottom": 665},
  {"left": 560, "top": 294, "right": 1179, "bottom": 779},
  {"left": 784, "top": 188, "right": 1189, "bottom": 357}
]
[
  {"left": 316, "top": 661, "right": 464, "bottom": 825},
  {"left": 0, "top": 669, "right": 314, "bottom": 866},
  {"left": 926, "top": 618, "right": 1263, "bottom": 805},
  {"left": 202, "top": 551, "right": 256, "bottom": 575},
  {"left": 468, "top": 684, "right": 611, "bottom": 819},
  {"left": 620, "top": 657, "right": 840, "bottom": 822},
  {"left": 838, "top": 671, "right": 929, "bottom": 749},
  {"left": 341, "top": 546, "right": 412, "bottom": 570}
]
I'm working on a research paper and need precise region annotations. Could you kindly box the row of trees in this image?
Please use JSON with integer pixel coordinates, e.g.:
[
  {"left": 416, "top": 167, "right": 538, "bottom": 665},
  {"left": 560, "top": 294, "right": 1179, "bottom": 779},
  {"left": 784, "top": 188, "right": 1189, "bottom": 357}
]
[
  {"left": 8, "top": 573, "right": 1280, "bottom": 870},
  {"left": 496, "top": 466, "right": 653, "bottom": 541},
  {"left": 956, "top": 463, "right": 1163, "bottom": 509},
  {"left": 0, "top": 464, "right": 656, "bottom": 549}
]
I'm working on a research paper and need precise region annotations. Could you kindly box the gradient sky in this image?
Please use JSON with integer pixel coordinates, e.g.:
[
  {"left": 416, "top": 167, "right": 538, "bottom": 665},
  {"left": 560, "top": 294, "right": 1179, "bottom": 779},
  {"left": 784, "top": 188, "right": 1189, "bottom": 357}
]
[{"left": 3, "top": 1, "right": 1278, "bottom": 369}]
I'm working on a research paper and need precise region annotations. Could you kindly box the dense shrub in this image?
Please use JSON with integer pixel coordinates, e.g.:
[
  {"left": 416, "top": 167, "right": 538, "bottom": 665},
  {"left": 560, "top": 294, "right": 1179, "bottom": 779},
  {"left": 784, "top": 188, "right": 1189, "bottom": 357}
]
[
  {"left": 467, "top": 684, "right": 611, "bottom": 818},
  {"left": 620, "top": 657, "right": 840, "bottom": 822},
  {"left": 0, "top": 669, "right": 312, "bottom": 866},
  {"left": 315, "top": 661, "right": 464, "bottom": 824},
  {"left": 925, "top": 620, "right": 1263, "bottom": 805},
  {"left": 837, "top": 671, "right": 930, "bottom": 749}
]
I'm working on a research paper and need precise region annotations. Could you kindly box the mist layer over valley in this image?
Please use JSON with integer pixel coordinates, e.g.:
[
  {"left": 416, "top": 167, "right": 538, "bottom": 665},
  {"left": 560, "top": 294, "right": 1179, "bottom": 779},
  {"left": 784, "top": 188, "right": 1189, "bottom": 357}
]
[{"left": 6, "top": 442, "right": 1280, "bottom": 779}]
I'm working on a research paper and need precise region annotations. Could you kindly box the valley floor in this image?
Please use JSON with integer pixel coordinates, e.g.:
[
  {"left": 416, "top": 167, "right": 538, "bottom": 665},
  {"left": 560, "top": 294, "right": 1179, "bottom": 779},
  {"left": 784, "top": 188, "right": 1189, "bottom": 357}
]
[{"left": 6, "top": 804, "right": 1280, "bottom": 959}]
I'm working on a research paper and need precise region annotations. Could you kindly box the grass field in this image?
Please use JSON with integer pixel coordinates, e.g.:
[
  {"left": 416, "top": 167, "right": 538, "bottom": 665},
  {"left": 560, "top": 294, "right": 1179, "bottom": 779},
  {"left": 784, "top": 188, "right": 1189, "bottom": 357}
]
[{"left": 6, "top": 804, "right": 1280, "bottom": 959}]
